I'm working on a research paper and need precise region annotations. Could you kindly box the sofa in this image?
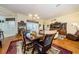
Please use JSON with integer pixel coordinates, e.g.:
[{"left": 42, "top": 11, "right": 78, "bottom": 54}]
[{"left": 66, "top": 31, "right": 79, "bottom": 41}]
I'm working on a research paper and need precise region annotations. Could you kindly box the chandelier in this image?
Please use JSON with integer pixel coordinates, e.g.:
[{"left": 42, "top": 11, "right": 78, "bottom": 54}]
[{"left": 28, "top": 14, "right": 40, "bottom": 20}]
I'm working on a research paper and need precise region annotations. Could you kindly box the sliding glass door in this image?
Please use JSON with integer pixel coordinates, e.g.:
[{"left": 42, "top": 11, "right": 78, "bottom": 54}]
[
  {"left": 0, "top": 16, "right": 5, "bottom": 40},
  {"left": 0, "top": 16, "right": 5, "bottom": 31},
  {"left": 0, "top": 16, "right": 17, "bottom": 38},
  {"left": 5, "top": 20, "right": 17, "bottom": 37},
  {"left": 26, "top": 21, "right": 39, "bottom": 34}
]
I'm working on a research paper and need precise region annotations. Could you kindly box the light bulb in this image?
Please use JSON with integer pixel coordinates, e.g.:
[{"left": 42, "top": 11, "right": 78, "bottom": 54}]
[
  {"left": 34, "top": 14, "right": 38, "bottom": 17},
  {"left": 28, "top": 14, "right": 32, "bottom": 17},
  {"left": 37, "top": 16, "right": 40, "bottom": 19}
]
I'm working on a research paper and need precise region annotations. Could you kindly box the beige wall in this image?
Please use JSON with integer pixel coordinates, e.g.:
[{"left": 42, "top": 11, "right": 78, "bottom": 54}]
[
  {"left": 0, "top": 6, "right": 17, "bottom": 37},
  {"left": 15, "top": 13, "right": 44, "bottom": 30},
  {"left": 0, "top": 6, "right": 44, "bottom": 24},
  {"left": 1, "top": 5, "right": 79, "bottom": 36},
  {"left": 0, "top": 6, "right": 44, "bottom": 37},
  {"left": 49, "top": 12, "right": 79, "bottom": 34},
  {"left": 0, "top": 6, "right": 16, "bottom": 17}
]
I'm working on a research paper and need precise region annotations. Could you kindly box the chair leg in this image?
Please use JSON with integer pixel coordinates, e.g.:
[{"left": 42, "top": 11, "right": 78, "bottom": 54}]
[
  {"left": 22, "top": 44, "right": 27, "bottom": 54},
  {"left": 32, "top": 47, "right": 35, "bottom": 54},
  {"left": 23, "top": 46, "right": 26, "bottom": 54}
]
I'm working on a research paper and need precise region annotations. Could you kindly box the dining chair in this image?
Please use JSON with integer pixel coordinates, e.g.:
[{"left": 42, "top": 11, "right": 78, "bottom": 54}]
[
  {"left": 22, "top": 32, "right": 33, "bottom": 54},
  {"left": 32, "top": 34, "right": 56, "bottom": 54}
]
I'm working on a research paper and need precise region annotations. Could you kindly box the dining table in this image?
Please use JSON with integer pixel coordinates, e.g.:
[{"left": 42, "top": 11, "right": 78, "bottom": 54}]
[
  {"left": 28, "top": 34, "right": 43, "bottom": 53},
  {"left": 30, "top": 30, "right": 57, "bottom": 53},
  {"left": 29, "top": 30, "right": 57, "bottom": 45},
  {"left": 23, "top": 30, "right": 57, "bottom": 53}
]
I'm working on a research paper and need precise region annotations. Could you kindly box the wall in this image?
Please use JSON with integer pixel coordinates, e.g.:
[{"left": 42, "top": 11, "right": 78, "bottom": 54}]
[
  {"left": 16, "top": 13, "right": 44, "bottom": 30},
  {"left": 0, "top": 6, "right": 16, "bottom": 17},
  {"left": 0, "top": 6, "right": 44, "bottom": 38},
  {"left": 49, "top": 12, "right": 79, "bottom": 34},
  {"left": 2, "top": 5, "right": 79, "bottom": 36},
  {"left": 0, "top": 6, "right": 17, "bottom": 37}
]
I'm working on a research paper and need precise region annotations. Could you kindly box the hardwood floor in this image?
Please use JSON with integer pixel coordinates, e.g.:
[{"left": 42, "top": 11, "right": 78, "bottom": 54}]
[
  {"left": 0, "top": 35, "right": 22, "bottom": 54},
  {"left": 0, "top": 35, "right": 79, "bottom": 54},
  {"left": 53, "top": 39, "right": 79, "bottom": 54},
  {"left": 0, "top": 48, "right": 2, "bottom": 54}
]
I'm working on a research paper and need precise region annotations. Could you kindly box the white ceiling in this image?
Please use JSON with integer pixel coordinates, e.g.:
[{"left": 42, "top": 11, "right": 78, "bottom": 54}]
[{"left": 1, "top": 4, "right": 79, "bottom": 19}]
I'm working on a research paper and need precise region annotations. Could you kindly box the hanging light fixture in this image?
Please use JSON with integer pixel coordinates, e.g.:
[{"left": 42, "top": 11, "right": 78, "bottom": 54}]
[
  {"left": 28, "top": 14, "right": 32, "bottom": 17},
  {"left": 28, "top": 14, "right": 40, "bottom": 20},
  {"left": 34, "top": 14, "right": 38, "bottom": 17},
  {"left": 37, "top": 16, "right": 40, "bottom": 19}
]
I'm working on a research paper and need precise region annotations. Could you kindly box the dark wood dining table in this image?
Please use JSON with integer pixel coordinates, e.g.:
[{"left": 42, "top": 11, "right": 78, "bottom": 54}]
[
  {"left": 29, "top": 35, "right": 43, "bottom": 53},
  {"left": 30, "top": 31, "right": 57, "bottom": 54},
  {"left": 30, "top": 34, "right": 44, "bottom": 43}
]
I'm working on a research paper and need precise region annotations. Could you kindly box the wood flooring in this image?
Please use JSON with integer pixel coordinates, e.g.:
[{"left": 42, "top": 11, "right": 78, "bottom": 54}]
[{"left": 0, "top": 35, "right": 79, "bottom": 54}]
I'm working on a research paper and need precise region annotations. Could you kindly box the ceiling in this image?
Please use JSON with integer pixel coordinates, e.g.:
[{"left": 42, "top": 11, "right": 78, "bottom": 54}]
[{"left": 0, "top": 4, "right": 79, "bottom": 19}]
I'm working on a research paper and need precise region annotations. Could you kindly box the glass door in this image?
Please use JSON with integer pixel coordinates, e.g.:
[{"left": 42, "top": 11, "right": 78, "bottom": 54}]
[
  {"left": 0, "top": 16, "right": 5, "bottom": 40},
  {"left": 5, "top": 20, "right": 17, "bottom": 37},
  {"left": 26, "top": 21, "right": 39, "bottom": 34}
]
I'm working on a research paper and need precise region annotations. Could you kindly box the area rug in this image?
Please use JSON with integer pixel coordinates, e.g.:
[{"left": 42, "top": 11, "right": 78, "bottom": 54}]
[
  {"left": 6, "top": 40, "right": 22, "bottom": 54},
  {"left": 6, "top": 41, "right": 72, "bottom": 54},
  {"left": 6, "top": 41, "right": 17, "bottom": 54}
]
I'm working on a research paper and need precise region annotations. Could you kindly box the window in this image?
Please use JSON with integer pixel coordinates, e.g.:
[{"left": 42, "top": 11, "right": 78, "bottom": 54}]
[
  {"left": 5, "top": 20, "right": 17, "bottom": 37},
  {"left": 26, "top": 21, "right": 39, "bottom": 34}
]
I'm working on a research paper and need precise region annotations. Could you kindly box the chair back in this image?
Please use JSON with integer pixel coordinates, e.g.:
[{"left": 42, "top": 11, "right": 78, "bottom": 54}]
[
  {"left": 23, "top": 31, "right": 32, "bottom": 42},
  {"left": 44, "top": 34, "right": 56, "bottom": 46}
]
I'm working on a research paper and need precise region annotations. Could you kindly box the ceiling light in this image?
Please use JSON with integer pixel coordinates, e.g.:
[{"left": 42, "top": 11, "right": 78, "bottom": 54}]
[
  {"left": 33, "top": 17, "right": 36, "bottom": 19},
  {"left": 37, "top": 16, "right": 40, "bottom": 19},
  {"left": 28, "top": 13, "right": 40, "bottom": 19},
  {"left": 34, "top": 14, "right": 38, "bottom": 17},
  {"left": 28, "top": 14, "right": 32, "bottom": 17}
]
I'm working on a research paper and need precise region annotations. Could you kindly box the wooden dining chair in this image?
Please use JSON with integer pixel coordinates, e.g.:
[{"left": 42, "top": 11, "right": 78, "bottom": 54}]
[
  {"left": 22, "top": 32, "right": 33, "bottom": 54},
  {"left": 32, "top": 34, "right": 56, "bottom": 54}
]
